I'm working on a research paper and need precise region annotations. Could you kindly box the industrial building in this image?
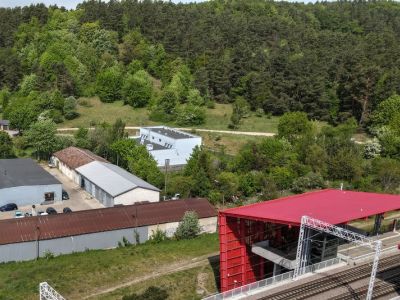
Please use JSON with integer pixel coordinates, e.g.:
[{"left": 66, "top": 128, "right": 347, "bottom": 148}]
[
  {"left": 0, "top": 158, "right": 62, "bottom": 206},
  {"left": 218, "top": 189, "right": 400, "bottom": 292},
  {"left": 52, "top": 146, "right": 108, "bottom": 184},
  {"left": 76, "top": 161, "right": 160, "bottom": 207},
  {"left": 134, "top": 126, "right": 202, "bottom": 169},
  {"left": 0, "top": 198, "right": 217, "bottom": 263}
]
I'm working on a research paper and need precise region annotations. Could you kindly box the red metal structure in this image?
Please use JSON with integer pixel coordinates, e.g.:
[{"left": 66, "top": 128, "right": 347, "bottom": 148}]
[{"left": 219, "top": 189, "right": 400, "bottom": 292}]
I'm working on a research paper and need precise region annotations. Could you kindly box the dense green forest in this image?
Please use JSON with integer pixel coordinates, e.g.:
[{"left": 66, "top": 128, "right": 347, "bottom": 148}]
[
  {"left": 2, "top": 0, "right": 400, "bottom": 126},
  {"left": 1, "top": 0, "right": 400, "bottom": 202}
]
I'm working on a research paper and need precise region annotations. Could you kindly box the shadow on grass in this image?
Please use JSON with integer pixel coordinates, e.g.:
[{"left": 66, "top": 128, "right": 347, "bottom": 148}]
[
  {"left": 122, "top": 286, "right": 168, "bottom": 300},
  {"left": 208, "top": 254, "right": 221, "bottom": 291}
]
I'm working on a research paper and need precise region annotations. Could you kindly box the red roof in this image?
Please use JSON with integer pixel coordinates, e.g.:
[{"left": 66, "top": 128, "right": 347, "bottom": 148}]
[
  {"left": 0, "top": 198, "right": 216, "bottom": 245},
  {"left": 53, "top": 146, "right": 108, "bottom": 169},
  {"left": 222, "top": 189, "right": 400, "bottom": 226}
]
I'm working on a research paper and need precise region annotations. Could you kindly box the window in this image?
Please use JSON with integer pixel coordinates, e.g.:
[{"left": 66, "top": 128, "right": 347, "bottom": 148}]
[{"left": 44, "top": 192, "right": 55, "bottom": 201}]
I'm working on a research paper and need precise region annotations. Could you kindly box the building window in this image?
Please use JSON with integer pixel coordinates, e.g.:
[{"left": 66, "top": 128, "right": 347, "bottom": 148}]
[
  {"left": 159, "top": 138, "right": 161, "bottom": 142},
  {"left": 44, "top": 192, "right": 55, "bottom": 201}
]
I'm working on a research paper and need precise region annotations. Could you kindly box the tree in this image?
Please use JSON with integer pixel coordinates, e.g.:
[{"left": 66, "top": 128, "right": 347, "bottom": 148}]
[
  {"left": 229, "top": 96, "right": 250, "bottom": 129},
  {"left": 174, "top": 211, "right": 201, "bottom": 240},
  {"left": 122, "top": 70, "right": 153, "bottom": 108},
  {"left": 371, "top": 158, "right": 400, "bottom": 192},
  {"left": 122, "top": 286, "right": 168, "bottom": 300},
  {"left": 187, "top": 88, "right": 205, "bottom": 106},
  {"left": 176, "top": 104, "right": 206, "bottom": 126},
  {"left": 63, "top": 96, "right": 79, "bottom": 120},
  {"left": 4, "top": 95, "right": 40, "bottom": 131},
  {"left": 278, "top": 112, "right": 312, "bottom": 143},
  {"left": 96, "top": 66, "right": 122, "bottom": 102},
  {"left": 19, "top": 74, "right": 39, "bottom": 96},
  {"left": 216, "top": 172, "right": 239, "bottom": 201},
  {"left": 0, "top": 131, "right": 14, "bottom": 158},
  {"left": 370, "top": 94, "right": 400, "bottom": 128},
  {"left": 25, "top": 119, "right": 58, "bottom": 159},
  {"left": 110, "top": 138, "right": 164, "bottom": 188},
  {"left": 74, "top": 127, "right": 91, "bottom": 149}
]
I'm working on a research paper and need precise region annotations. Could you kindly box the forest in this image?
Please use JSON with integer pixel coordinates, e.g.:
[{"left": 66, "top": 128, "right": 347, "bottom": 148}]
[{"left": 1, "top": 0, "right": 400, "bottom": 204}]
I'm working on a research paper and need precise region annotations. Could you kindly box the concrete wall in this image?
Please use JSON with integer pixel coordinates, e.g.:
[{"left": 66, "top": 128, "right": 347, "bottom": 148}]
[
  {"left": 0, "top": 184, "right": 62, "bottom": 206},
  {"left": 0, "top": 226, "right": 148, "bottom": 263},
  {"left": 114, "top": 188, "right": 160, "bottom": 205},
  {"left": 53, "top": 157, "right": 79, "bottom": 184},
  {"left": 147, "top": 216, "right": 217, "bottom": 239}
]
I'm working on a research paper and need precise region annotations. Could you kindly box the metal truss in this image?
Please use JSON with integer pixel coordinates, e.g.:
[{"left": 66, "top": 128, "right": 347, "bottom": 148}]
[
  {"left": 39, "top": 282, "right": 65, "bottom": 300},
  {"left": 293, "top": 216, "right": 382, "bottom": 300}
]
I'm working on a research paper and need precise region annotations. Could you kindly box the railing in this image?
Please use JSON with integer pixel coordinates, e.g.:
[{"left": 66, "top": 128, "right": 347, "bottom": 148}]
[
  {"left": 39, "top": 282, "right": 65, "bottom": 300},
  {"left": 203, "top": 257, "right": 341, "bottom": 300}
]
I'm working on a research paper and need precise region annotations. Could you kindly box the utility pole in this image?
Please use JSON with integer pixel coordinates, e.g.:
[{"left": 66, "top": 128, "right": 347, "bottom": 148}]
[{"left": 164, "top": 159, "right": 170, "bottom": 201}]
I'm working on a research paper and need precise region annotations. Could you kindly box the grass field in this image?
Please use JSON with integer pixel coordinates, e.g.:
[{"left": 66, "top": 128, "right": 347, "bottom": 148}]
[
  {"left": 96, "top": 264, "right": 219, "bottom": 300},
  {"left": 0, "top": 234, "right": 219, "bottom": 300},
  {"left": 198, "top": 131, "right": 263, "bottom": 155},
  {"left": 61, "top": 97, "right": 280, "bottom": 133}
]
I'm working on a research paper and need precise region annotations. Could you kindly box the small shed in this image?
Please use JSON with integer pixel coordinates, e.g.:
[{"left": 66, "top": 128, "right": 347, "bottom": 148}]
[{"left": 76, "top": 161, "right": 160, "bottom": 207}]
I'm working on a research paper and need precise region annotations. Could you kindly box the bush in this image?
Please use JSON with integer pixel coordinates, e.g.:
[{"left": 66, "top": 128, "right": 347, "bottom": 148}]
[
  {"left": 291, "top": 172, "right": 326, "bottom": 194},
  {"left": 149, "top": 228, "right": 168, "bottom": 244},
  {"left": 122, "top": 286, "right": 168, "bottom": 300},
  {"left": 43, "top": 250, "right": 54, "bottom": 259},
  {"left": 175, "top": 211, "right": 201, "bottom": 240},
  {"left": 176, "top": 104, "right": 206, "bottom": 126}
]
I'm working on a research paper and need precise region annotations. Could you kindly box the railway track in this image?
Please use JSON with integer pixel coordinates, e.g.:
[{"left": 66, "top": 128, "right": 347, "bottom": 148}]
[
  {"left": 330, "top": 267, "right": 400, "bottom": 300},
  {"left": 262, "top": 254, "right": 400, "bottom": 300}
]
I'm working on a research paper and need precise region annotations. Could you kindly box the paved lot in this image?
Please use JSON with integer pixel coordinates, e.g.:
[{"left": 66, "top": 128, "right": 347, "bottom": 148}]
[{"left": 0, "top": 165, "right": 104, "bottom": 220}]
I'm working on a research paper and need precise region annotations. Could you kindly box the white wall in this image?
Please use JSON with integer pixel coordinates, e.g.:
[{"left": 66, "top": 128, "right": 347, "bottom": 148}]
[
  {"left": 0, "top": 226, "right": 148, "bottom": 263},
  {"left": 147, "top": 216, "right": 217, "bottom": 239},
  {"left": 114, "top": 187, "right": 160, "bottom": 205},
  {"left": 0, "top": 184, "right": 62, "bottom": 206},
  {"left": 53, "top": 157, "right": 80, "bottom": 184}
]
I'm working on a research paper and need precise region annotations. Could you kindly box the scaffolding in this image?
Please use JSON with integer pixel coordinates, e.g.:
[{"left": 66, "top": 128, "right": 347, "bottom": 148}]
[
  {"left": 39, "top": 282, "right": 65, "bottom": 300},
  {"left": 293, "top": 216, "right": 382, "bottom": 300}
]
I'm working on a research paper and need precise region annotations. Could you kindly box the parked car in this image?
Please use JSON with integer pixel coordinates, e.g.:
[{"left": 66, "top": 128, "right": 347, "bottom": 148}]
[
  {"left": 171, "top": 193, "right": 181, "bottom": 200},
  {"left": 63, "top": 207, "right": 72, "bottom": 213},
  {"left": 0, "top": 203, "right": 18, "bottom": 212},
  {"left": 14, "top": 211, "right": 24, "bottom": 218},
  {"left": 46, "top": 207, "right": 57, "bottom": 215},
  {"left": 62, "top": 190, "right": 69, "bottom": 200}
]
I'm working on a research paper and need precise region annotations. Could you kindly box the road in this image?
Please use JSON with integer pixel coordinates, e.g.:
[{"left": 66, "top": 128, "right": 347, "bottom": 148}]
[{"left": 57, "top": 126, "right": 276, "bottom": 137}]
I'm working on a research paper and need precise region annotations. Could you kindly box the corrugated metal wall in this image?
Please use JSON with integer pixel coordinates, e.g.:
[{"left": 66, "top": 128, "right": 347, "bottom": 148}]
[{"left": 0, "top": 226, "right": 148, "bottom": 263}]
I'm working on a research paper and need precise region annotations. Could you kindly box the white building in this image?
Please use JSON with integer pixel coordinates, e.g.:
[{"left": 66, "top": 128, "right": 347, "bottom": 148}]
[
  {"left": 135, "top": 126, "right": 202, "bottom": 169},
  {"left": 52, "top": 146, "right": 108, "bottom": 185},
  {"left": 76, "top": 161, "right": 160, "bottom": 207},
  {"left": 0, "top": 159, "right": 62, "bottom": 206}
]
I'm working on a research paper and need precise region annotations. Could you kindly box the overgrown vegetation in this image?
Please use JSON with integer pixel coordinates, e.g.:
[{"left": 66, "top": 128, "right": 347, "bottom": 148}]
[{"left": 0, "top": 233, "right": 218, "bottom": 299}]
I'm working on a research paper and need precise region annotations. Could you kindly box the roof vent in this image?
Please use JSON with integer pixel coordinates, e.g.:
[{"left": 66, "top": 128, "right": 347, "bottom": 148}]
[{"left": 146, "top": 144, "right": 154, "bottom": 151}]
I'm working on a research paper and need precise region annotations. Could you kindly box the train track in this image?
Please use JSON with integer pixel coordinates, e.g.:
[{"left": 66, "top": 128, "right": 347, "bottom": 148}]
[
  {"left": 330, "top": 267, "right": 400, "bottom": 300},
  {"left": 261, "top": 254, "right": 400, "bottom": 300}
]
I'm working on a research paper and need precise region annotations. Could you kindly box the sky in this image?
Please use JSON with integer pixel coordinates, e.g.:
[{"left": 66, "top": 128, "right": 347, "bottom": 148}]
[{"left": 0, "top": 0, "right": 204, "bottom": 9}]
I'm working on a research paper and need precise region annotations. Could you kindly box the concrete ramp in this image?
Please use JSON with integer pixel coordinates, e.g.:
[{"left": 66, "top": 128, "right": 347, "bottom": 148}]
[{"left": 251, "top": 241, "right": 297, "bottom": 269}]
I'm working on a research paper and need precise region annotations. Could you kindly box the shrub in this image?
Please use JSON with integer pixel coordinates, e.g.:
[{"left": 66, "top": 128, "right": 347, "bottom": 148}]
[
  {"left": 122, "top": 286, "right": 168, "bottom": 300},
  {"left": 43, "top": 250, "right": 54, "bottom": 259},
  {"left": 175, "top": 211, "right": 201, "bottom": 240},
  {"left": 149, "top": 228, "right": 168, "bottom": 244}
]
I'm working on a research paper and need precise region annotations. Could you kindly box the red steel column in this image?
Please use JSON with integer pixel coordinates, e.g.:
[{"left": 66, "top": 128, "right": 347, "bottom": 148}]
[
  {"left": 219, "top": 213, "right": 228, "bottom": 292},
  {"left": 240, "top": 218, "right": 247, "bottom": 286},
  {"left": 258, "top": 221, "right": 265, "bottom": 279}
]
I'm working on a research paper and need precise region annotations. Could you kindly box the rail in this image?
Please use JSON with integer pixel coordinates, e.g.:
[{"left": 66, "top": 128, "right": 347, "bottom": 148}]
[{"left": 203, "top": 257, "right": 341, "bottom": 300}]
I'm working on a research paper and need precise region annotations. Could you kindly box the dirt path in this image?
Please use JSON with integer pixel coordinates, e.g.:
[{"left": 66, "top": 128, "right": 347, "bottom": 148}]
[
  {"left": 57, "top": 126, "right": 275, "bottom": 137},
  {"left": 83, "top": 252, "right": 219, "bottom": 299}
]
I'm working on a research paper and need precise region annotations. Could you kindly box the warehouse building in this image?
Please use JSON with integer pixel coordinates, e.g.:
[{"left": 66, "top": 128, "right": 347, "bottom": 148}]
[
  {"left": 0, "top": 158, "right": 62, "bottom": 206},
  {"left": 76, "top": 161, "right": 160, "bottom": 207},
  {"left": 134, "top": 126, "right": 202, "bottom": 170},
  {"left": 0, "top": 198, "right": 217, "bottom": 262},
  {"left": 52, "top": 146, "right": 108, "bottom": 184}
]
